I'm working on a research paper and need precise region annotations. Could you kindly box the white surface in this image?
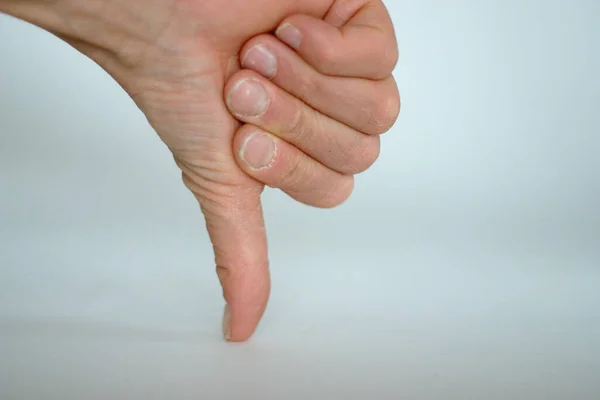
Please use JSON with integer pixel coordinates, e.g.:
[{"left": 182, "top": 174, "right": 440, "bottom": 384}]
[{"left": 1, "top": 1, "right": 599, "bottom": 399}]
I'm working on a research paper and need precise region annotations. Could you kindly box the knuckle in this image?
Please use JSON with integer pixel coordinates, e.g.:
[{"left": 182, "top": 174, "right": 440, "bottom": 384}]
[
  {"left": 285, "top": 103, "right": 307, "bottom": 141},
  {"left": 280, "top": 152, "right": 306, "bottom": 189},
  {"left": 320, "top": 176, "right": 354, "bottom": 209},
  {"left": 369, "top": 38, "right": 399, "bottom": 79},
  {"left": 369, "top": 87, "right": 401, "bottom": 134},
  {"left": 384, "top": 43, "right": 399, "bottom": 76},
  {"left": 313, "top": 43, "right": 340, "bottom": 74},
  {"left": 296, "top": 72, "right": 319, "bottom": 106},
  {"left": 349, "top": 22, "right": 396, "bottom": 80},
  {"left": 286, "top": 105, "right": 324, "bottom": 150},
  {"left": 176, "top": 156, "right": 262, "bottom": 214},
  {"left": 363, "top": 137, "right": 382, "bottom": 169},
  {"left": 347, "top": 136, "right": 381, "bottom": 173},
  {"left": 306, "top": 73, "right": 328, "bottom": 101}
]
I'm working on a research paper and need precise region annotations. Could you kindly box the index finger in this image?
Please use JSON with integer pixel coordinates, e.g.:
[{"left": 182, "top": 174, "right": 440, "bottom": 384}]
[{"left": 275, "top": 0, "right": 398, "bottom": 79}]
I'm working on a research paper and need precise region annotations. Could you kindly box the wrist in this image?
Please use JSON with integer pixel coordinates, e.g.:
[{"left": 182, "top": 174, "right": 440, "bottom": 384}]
[
  {"left": 1, "top": 1, "right": 95, "bottom": 39},
  {"left": 0, "top": 0, "right": 176, "bottom": 69}
]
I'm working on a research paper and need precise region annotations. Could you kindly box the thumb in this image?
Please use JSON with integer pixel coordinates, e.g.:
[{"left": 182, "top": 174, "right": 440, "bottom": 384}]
[{"left": 178, "top": 160, "right": 270, "bottom": 343}]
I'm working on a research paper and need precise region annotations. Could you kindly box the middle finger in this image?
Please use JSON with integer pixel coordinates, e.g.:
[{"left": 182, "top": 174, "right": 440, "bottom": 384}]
[{"left": 225, "top": 70, "right": 381, "bottom": 175}]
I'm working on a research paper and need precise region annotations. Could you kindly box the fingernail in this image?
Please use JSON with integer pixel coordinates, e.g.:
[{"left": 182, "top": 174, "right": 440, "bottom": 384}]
[
  {"left": 276, "top": 23, "right": 303, "bottom": 49},
  {"left": 227, "top": 79, "right": 270, "bottom": 117},
  {"left": 240, "top": 131, "right": 277, "bottom": 170},
  {"left": 242, "top": 45, "right": 277, "bottom": 79},
  {"left": 222, "top": 304, "right": 232, "bottom": 340}
]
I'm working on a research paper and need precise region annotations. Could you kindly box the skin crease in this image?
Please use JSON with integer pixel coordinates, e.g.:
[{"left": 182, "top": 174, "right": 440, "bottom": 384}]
[
  {"left": 109, "top": 0, "right": 338, "bottom": 342},
  {"left": 1, "top": 0, "right": 398, "bottom": 341}
]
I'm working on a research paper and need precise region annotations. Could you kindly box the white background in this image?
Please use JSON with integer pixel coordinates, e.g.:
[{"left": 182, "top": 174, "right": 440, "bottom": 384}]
[{"left": 1, "top": 1, "right": 599, "bottom": 399}]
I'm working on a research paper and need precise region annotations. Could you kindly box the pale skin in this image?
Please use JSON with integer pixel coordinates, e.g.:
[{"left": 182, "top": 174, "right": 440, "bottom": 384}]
[{"left": 1, "top": 0, "right": 400, "bottom": 341}]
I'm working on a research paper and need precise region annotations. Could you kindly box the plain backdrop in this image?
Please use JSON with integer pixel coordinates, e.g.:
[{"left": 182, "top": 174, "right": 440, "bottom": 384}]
[{"left": 1, "top": 1, "right": 599, "bottom": 399}]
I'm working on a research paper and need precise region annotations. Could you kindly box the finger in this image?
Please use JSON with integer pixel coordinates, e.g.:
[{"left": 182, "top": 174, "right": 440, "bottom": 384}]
[
  {"left": 176, "top": 157, "right": 270, "bottom": 343},
  {"left": 274, "top": 0, "right": 398, "bottom": 79},
  {"left": 225, "top": 70, "right": 381, "bottom": 175},
  {"left": 240, "top": 35, "right": 400, "bottom": 135},
  {"left": 233, "top": 125, "right": 354, "bottom": 208}
]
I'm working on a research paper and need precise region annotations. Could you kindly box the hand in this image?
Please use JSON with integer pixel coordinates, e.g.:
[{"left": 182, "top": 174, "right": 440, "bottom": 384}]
[
  {"left": 226, "top": 2, "right": 400, "bottom": 208},
  {"left": 1, "top": 0, "right": 399, "bottom": 341}
]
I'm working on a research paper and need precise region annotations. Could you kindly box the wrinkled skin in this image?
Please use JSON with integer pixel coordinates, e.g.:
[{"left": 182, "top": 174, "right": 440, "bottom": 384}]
[
  {"left": 2, "top": 0, "right": 398, "bottom": 341},
  {"left": 104, "top": 0, "right": 337, "bottom": 342}
]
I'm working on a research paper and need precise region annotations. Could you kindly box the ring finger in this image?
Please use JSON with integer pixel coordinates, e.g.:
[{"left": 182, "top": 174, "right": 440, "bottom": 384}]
[
  {"left": 225, "top": 70, "right": 381, "bottom": 175},
  {"left": 233, "top": 124, "right": 354, "bottom": 208}
]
